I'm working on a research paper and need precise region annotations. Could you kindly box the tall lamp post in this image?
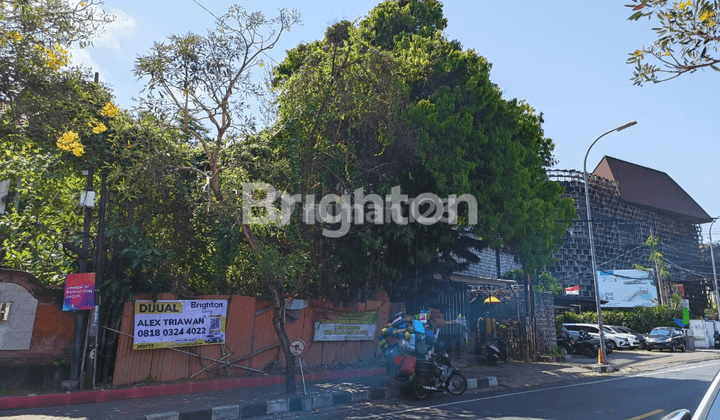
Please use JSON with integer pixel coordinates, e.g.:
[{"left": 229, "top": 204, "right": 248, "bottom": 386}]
[
  {"left": 583, "top": 120, "right": 637, "bottom": 365},
  {"left": 708, "top": 217, "right": 720, "bottom": 320}
]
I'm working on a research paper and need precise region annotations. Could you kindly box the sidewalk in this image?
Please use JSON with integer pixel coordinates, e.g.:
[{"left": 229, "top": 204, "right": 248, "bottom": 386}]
[
  {"left": 2, "top": 350, "right": 718, "bottom": 420},
  {"left": 0, "top": 356, "right": 497, "bottom": 420}
]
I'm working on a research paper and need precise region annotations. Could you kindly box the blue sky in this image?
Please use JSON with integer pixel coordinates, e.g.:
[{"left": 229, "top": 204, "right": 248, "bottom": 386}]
[{"left": 79, "top": 0, "right": 719, "bottom": 241}]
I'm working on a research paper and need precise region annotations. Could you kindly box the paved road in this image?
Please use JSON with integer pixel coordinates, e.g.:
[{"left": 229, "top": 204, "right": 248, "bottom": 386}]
[
  {"left": 270, "top": 358, "right": 720, "bottom": 420},
  {"left": 2, "top": 350, "right": 719, "bottom": 419}
]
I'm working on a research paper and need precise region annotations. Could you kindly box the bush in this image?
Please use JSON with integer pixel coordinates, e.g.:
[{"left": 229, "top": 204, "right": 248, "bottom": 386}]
[{"left": 556, "top": 305, "right": 679, "bottom": 335}]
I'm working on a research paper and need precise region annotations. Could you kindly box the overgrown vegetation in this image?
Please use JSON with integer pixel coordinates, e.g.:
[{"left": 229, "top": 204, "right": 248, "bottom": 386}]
[{"left": 2, "top": 0, "right": 577, "bottom": 391}]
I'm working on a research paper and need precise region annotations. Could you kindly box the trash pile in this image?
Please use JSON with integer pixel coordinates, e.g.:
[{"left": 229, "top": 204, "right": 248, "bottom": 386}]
[{"left": 379, "top": 309, "right": 448, "bottom": 376}]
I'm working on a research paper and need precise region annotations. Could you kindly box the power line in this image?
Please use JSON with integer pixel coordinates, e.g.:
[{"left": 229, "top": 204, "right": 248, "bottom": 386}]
[
  {"left": 189, "top": 0, "right": 282, "bottom": 67},
  {"left": 191, "top": 0, "right": 218, "bottom": 19}
]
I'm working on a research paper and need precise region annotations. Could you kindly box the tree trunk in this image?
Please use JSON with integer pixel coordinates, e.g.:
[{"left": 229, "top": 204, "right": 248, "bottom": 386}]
[
  {"left": 240, "top": 219, "right": 296, "bottom": 394},
  {"left": 269, "top": 283, "right": 296, "bottom": 395}
]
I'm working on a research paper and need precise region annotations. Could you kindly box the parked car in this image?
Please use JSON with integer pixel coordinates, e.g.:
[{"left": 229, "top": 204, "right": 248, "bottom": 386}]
[
  {"left": 661, "top": 369, "right": 720, "bottom": 419},
  {"left": 562, "top": 323, "right": 639, "bottom": 350},
  {"left": 646, "top": 327, "right": 686, "bottom": 352},
  {"left": 607, "top": 325, "right": 647, "bottom": 349}
]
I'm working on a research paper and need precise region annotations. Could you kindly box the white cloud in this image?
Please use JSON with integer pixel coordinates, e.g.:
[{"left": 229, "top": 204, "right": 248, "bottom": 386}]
[
  {"left": 93, "top": 8, "right": 137, "bottom": 51},
  {"left": 69, "top": 47, "right": 101, "bottom": 72},
  {"left": 68, "top": 8, "right": 137, "bottom": 85}
]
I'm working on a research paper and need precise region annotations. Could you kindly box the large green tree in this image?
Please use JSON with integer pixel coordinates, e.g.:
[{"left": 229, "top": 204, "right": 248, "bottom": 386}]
[
  {"left": 133, "top": 5, "right": 306, "bottom": 393},
  {"left": 272, "top": 0, "right": 575, "bottom": 299},
  {"left": 627, "top": 0, "right": 720, "bottom": 84}
]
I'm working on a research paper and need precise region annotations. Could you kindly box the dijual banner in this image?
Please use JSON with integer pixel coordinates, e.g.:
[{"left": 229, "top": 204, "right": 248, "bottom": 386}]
[
  {"left": 133, "top": 300, "right": 227, "bottom": 350},
  {"left": 313, "top": 308, "right": 378, "bottom": 341}
]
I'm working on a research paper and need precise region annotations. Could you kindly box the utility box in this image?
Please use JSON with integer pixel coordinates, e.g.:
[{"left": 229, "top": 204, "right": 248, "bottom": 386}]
[{"left": 683, "top": 335, "right": 696, "bottom": 351}]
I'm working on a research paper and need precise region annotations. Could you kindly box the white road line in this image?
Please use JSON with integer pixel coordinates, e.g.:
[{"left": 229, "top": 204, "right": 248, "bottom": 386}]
[{"left": 348, "top": 360, "right": 720, "bottom": 419}]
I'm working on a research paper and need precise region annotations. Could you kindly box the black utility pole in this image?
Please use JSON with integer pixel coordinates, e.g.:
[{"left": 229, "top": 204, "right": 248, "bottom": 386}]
[
  {"left": 90, "top": 170, "right": 108, "bottom": 387},
  {"left": 71, "top": 72, "right": 101, "bottom": 389},
  {"left": 70, "top": 163, "right": 93, "bottom": 386}
]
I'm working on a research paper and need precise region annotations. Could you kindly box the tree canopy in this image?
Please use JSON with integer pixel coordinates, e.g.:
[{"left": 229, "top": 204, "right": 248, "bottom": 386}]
[
  {"left": 627, "top": 0, "right": 720, "bottom": 84},
  {"left": 272, "top": 0, "right": 576, "bottom": 297}
]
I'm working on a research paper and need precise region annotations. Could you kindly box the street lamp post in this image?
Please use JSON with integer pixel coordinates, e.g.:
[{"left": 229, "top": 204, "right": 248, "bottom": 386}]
[
  {"left": 583, "top": 120, "right": 637, "bottom": 365},
  {"left": 708, "top": 217, "right": 720, "bottom": 320}
]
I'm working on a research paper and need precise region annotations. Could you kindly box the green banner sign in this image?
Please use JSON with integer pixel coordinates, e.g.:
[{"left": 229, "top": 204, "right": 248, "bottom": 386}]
[{"left": 313, "top": 309, "right": 378, "bottom": 341}]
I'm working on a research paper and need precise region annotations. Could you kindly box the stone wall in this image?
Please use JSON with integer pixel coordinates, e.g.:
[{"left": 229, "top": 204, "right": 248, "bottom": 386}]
[
  {"left": 457, "top": 247, "right": 523, "bottom": 279},
  {"left": 548, "top": 170, "right": 704, "bottom": 309},
  {"left": 533, "top": 292, "right": 556, "bottom": 354}
]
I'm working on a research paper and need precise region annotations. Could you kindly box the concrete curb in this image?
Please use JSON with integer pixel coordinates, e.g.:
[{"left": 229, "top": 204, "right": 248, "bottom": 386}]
[
  {"left": 588, "top": 364, "right": 616, "bottom": 373},
  {"left": 0, "top": 368, "right": 387, "bottom": 411},
  {"left": 144, "top": 376, "right": 498, "bottom": 419}
]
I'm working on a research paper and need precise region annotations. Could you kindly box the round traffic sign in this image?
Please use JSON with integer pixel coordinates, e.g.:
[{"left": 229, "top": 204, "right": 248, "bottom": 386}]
[{"left": 290, "top": 339, "right": 307, "bottom": 356}]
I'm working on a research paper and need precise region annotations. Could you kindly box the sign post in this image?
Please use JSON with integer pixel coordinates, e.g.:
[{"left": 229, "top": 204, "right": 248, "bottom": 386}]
[{"left": 290, "top": 339, "right": 307, "bottom": 395}]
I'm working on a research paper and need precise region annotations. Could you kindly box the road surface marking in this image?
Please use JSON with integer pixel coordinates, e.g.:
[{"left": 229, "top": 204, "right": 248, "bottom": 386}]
[
  {"left": 348, "top": 360, "right": 720, "bottom": 419},
  {"left": 625, "top": 409, "right": 664, "bottom": 420}
]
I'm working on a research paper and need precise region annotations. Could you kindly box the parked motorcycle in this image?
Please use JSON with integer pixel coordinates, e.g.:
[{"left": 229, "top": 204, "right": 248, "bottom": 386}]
[
  {"left": 558, "top": 329, "right": 599, "bottom": 358},
  {"left": 411, "top": 349, "right": 468, "bottom": 399},
  {"left": 481, "top": 339, "right": 509, "bottom": 365},
  {"left": 600, "top": 339, "right": 614, "bottom": 355}
]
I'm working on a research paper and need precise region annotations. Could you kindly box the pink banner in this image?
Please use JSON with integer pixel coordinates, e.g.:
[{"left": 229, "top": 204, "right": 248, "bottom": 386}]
[{"left": 63, "top": 273, "right": 95, "bottom": 311}]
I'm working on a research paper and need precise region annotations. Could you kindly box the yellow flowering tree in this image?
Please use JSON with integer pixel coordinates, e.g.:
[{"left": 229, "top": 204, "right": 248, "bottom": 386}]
[
  {"left": 627, "top": 0, "right": 720, "bottom": 84},
  {"left": 0, "top": 0, "right": 113, "bottom": 107},
  {"left": 54, "top": 100, "right": 118, "bottom": 158}
]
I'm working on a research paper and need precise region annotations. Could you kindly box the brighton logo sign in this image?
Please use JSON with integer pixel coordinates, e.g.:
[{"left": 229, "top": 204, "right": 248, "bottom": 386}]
[{"left": 242, "top": 183, "right": 477, "bottom": 238}]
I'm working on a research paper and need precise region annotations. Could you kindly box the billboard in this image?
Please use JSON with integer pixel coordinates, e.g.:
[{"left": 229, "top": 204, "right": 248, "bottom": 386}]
[
  {"left": 598, "top": 269, "right": 659, "bottom": 308},
  {"left": 133, "top": 300, "right": 227, "bottom": 350}
]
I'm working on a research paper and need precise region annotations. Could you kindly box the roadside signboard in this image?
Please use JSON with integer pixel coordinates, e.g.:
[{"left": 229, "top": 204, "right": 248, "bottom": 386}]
[
  {"left": 598, "top": 269, "right": 658, "bottom": 308},
  {"left": 313, "top": 309, "right": 378, "bottom": 341},
  {"left": 132, "top": 300, "right": 227, "bottom": 350},
  {"left": 290, "top": 339, "right": 307, "bottom": 356},
  {"left": 62, "top": 273, "right": 95, "bottom": 311}
]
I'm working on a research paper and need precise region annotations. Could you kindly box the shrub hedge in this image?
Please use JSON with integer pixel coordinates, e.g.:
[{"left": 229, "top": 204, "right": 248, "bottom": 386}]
[{"left": 556, "top": 305, "right": 683, "bottom": 335}]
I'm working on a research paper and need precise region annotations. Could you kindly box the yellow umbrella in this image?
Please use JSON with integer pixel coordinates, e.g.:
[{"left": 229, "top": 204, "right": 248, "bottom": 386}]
[{"left": 484, "top": 295, "right": 501, "bottom": 304}]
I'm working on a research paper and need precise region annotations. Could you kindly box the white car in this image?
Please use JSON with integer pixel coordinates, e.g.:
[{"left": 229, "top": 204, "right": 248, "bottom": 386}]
[
  {"left": 563, "top": 323, "right": 639, "bottom": 350},
  {"left": 605, "top": 325, "right": 642, "bottom": 349}
]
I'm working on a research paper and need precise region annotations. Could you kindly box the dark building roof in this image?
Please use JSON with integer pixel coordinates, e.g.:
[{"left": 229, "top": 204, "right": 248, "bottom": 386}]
[{"left": 592, "top": 156, "right": 712, "bottom": 224}]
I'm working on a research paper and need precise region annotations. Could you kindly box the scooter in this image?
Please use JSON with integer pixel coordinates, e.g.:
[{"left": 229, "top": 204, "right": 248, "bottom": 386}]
[
  {"left": 381, "top": 312, "right": 468, "bottom": 400},
  {"left": 482, "top": 339, "right": 509, "bottom": 365},
  {"left": 411, "top": 345, "right": 468, "bottom": 399}
]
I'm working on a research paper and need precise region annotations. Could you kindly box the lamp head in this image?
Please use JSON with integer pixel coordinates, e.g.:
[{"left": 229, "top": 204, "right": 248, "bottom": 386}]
[{"left": 615, "top": 121, "right": 637, "bottom": 132}]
